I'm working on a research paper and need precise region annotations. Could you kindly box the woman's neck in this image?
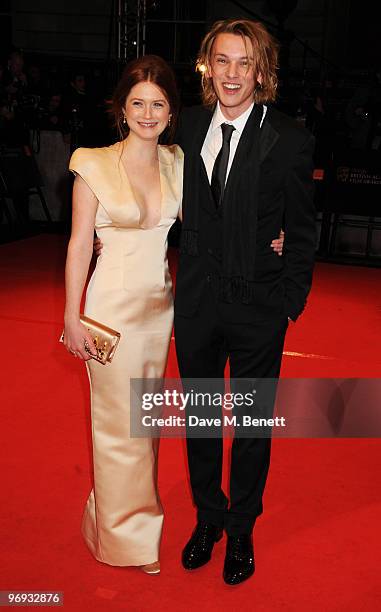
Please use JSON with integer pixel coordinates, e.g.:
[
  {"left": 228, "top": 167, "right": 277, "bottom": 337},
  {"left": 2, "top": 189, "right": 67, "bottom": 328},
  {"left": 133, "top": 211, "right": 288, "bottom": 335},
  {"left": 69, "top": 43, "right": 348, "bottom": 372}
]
[{"left": 121, "top": 132, "right": 159, "bottom": 164}]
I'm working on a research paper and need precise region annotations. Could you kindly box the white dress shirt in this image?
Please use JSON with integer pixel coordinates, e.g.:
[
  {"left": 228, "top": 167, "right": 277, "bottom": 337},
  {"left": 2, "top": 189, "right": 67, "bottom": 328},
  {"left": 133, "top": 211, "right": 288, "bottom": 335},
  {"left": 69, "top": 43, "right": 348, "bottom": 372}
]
[{"left": 201, "top": 102, "right": 267, "bottom": 184}]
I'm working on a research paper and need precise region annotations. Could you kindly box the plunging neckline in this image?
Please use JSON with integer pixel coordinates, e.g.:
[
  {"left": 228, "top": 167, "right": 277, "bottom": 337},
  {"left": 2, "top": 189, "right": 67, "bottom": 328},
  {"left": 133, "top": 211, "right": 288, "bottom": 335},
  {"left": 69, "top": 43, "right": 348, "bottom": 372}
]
[{"left": 110, "top": 142, "right": 164, "bottom": 230}]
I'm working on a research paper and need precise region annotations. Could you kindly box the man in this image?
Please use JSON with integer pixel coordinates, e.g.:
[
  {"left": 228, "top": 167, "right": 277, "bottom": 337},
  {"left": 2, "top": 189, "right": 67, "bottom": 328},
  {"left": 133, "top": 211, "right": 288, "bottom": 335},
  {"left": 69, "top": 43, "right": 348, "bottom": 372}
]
[
  {"left": 62, "top": 72, "right": 92, "bottom": 149},
  {"left": 174, "top": 19, "right": 316, "bottom": 585}
]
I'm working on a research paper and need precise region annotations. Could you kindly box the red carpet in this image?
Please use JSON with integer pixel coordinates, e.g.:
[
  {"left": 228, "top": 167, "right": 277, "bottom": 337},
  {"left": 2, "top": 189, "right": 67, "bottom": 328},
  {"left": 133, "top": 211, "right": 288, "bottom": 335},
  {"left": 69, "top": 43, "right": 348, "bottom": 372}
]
[{"left": 0, "top": 234, "right": 380, "bottom": 611}]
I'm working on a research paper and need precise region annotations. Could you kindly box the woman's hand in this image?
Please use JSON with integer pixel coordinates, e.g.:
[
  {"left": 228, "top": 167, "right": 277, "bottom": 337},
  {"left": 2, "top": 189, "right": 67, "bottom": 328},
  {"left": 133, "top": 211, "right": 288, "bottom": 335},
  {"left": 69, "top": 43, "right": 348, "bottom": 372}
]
[
  {"left": 271, "top": 229, "right": 284, "bottom": 256},
  {"left": 63, "top": 319, "right": 97, "bottom": 361},
  {"left": 94, "top": 237, "right": 103, "bottom": 257}
]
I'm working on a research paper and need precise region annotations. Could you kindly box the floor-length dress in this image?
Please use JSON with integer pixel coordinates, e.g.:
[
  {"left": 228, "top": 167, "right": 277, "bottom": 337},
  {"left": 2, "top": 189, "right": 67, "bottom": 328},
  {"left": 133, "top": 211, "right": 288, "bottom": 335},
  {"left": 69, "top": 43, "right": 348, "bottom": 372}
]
[{"left": 69, "top": 142, "right": 183, "bottom": 566}]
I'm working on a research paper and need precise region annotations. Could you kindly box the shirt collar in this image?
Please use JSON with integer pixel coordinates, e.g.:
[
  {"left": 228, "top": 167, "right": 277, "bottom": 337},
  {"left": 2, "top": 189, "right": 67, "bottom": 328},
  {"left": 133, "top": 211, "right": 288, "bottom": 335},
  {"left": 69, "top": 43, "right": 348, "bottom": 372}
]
[{"left": 211, "top": 101, "right": 255, "bottom": 135}]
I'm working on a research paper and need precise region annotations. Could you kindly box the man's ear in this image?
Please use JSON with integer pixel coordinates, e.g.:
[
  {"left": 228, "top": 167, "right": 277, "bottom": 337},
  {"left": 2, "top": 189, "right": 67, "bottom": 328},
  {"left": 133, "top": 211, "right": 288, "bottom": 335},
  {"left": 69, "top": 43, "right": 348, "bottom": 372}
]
[{"left": 256, "top": 72, "right": 263, "bottom": 86}]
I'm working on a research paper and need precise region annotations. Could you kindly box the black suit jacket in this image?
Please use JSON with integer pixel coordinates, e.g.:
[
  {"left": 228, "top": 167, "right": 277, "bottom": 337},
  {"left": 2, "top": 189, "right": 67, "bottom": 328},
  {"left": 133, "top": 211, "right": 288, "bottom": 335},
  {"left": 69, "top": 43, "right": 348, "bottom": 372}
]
[{"left": 174, "top": 104, "right": 316, "bottom": 322}]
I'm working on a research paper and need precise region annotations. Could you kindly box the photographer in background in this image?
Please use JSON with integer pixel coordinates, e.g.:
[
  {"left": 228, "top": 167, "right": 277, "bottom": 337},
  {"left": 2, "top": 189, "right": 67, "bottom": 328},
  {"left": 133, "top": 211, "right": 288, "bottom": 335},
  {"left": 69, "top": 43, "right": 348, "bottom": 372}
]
[
  {"left": 4, "top": 51, "right": 28, "bottom": 101},
  {"left": 1, "top": 52, "right": 38, "bottom": 225},
  {"left": 1, "top": 52, "right": 27, "bottom": 142},
  {"left": 37, "top": 92, "right": 64, "bottom": 133},
  {"left": 62, "top": 71, "right": 92, "bottom": 150}
]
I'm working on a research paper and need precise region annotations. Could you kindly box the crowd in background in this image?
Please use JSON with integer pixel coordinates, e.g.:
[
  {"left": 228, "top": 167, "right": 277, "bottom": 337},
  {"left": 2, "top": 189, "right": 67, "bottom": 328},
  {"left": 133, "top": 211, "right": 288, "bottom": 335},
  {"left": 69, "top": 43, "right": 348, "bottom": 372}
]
[
  {"left": 0, "top": 49, "right": 111, "bottom": 227},
  {"left": 0, "top": 50, "right": 109, "bottom": 150}
]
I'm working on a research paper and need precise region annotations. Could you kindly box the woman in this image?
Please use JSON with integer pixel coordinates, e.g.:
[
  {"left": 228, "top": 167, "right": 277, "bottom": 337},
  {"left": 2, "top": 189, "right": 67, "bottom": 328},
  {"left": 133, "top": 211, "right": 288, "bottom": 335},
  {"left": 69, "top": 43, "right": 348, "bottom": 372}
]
[
  {"left": 63, "top": 55, "right": 182, "bottom": 574},
  {"left": 63, "top": 54, "right": 284, "bottom": 575}
]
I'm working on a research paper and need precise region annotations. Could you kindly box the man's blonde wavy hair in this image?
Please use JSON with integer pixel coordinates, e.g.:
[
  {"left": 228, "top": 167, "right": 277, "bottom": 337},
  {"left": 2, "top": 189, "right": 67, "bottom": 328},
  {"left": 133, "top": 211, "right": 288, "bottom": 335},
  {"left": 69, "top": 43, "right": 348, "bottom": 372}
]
[{"left": 197, "top": 19, "right": 279, "bottom": 108}]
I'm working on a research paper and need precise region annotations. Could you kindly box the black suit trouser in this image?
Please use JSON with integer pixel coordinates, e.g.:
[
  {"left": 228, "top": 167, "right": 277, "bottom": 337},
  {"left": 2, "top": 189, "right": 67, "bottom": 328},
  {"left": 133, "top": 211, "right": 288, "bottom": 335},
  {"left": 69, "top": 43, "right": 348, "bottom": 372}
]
[{"left": 174, "top": 282, "right": 288, "bottom": 535}]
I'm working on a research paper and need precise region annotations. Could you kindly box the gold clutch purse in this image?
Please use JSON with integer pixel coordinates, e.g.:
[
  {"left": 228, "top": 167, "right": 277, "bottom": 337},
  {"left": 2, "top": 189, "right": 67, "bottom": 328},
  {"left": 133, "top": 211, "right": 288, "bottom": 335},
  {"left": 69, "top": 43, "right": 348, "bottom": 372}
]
[{"left": 60, "top": 315, "right": 121, "bottom": 365}]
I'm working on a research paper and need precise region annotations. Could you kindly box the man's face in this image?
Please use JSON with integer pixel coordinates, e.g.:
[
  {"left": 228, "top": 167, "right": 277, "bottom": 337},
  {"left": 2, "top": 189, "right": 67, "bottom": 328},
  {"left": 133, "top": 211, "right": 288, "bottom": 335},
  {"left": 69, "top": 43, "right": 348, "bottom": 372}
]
[{"left": 208, "top": 33, "right": 261, "bottom": 119}]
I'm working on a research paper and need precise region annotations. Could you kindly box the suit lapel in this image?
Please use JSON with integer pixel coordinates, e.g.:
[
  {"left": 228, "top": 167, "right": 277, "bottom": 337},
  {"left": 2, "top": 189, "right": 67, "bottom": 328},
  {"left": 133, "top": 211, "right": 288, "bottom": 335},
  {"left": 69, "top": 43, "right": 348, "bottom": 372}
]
[
  {"left": 223, "top": 104, "right": 262, "bottom": 204},
  {"left": 193, "top": 107, "right": 214, "bottom": 155},
  {"left": 259, "top": 107, "right": 280, "bottom": 163},
  {"left": 223, "top": 105, "right": 280, "bottom": 205},
  {"left": 191, "top": 107, "right": 217, "bottom": 214}
]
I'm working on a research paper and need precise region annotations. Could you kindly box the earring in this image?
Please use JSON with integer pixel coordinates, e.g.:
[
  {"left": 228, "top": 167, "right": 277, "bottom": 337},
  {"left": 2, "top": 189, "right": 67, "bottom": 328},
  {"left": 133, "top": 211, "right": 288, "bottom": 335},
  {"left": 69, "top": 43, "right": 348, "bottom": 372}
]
[
  {"left": 123, "top": 115, "right": 127, "bottom": 126},
  {"left": 168, "top": 115, "right": 172, "bottom": 128}
]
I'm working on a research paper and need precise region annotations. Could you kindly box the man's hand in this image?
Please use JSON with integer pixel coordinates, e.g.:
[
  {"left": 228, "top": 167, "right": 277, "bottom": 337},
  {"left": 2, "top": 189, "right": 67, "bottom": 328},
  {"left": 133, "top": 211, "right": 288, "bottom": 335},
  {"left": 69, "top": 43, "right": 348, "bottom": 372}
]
[
  {"left": 271, "top": 229, "right": 284, "bottom": 256},
  {"left": 94, "top": 237, "right": 103, "bottom": 257}
]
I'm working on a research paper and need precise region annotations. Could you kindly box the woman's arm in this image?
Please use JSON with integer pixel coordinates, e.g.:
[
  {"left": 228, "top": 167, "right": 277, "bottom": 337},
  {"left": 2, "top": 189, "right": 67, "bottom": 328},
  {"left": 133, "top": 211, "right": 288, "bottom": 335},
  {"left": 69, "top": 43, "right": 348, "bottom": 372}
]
[{"left": 63, "top": 175, "right": 98, "bottom": 360}]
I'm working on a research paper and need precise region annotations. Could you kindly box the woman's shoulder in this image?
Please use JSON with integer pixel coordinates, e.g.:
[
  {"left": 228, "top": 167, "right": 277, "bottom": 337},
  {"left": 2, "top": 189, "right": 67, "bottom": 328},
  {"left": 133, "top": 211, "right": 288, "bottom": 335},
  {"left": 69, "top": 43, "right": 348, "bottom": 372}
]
[
  {"left": 70, "top": 145, "right": 114, "bottom": 161},
  {"left": 158, "top": 143, "right": 184, "bottom": 164},
  {"left": 69, "top": 145, "right": 115, "bottom": 173}
]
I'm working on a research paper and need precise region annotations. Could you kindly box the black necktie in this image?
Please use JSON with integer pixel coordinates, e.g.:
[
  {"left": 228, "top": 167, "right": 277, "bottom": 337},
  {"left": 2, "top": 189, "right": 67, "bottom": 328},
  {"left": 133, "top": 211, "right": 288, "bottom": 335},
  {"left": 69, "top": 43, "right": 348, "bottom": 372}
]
[{"left": 211, "top": 123, "right": 235, "bottom": 208}]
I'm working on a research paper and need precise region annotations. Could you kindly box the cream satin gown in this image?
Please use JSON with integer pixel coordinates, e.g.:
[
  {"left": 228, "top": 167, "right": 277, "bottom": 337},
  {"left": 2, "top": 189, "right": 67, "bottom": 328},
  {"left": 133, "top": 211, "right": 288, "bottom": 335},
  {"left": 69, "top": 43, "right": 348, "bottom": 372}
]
[{"left": 69, "top": 142, "right": 183, "bottom": 566}]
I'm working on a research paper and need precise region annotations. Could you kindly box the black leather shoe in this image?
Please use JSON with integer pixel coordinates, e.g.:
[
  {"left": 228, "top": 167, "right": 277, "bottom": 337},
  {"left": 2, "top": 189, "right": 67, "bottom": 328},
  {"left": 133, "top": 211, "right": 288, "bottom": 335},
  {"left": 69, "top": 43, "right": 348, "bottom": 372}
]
[
  {"left": 223, "top": 534, "right": 255, "bottom": 585},
  {"left": 182, "top": 522, "right": 223, "bottom": 570}
]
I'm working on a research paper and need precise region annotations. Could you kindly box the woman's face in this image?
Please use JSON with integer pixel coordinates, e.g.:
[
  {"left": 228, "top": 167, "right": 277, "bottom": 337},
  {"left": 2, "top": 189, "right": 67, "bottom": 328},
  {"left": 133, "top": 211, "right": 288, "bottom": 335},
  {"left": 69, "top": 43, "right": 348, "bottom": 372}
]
[{"left": 123, "top": 81, "right": 171, "bottom": 141}]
